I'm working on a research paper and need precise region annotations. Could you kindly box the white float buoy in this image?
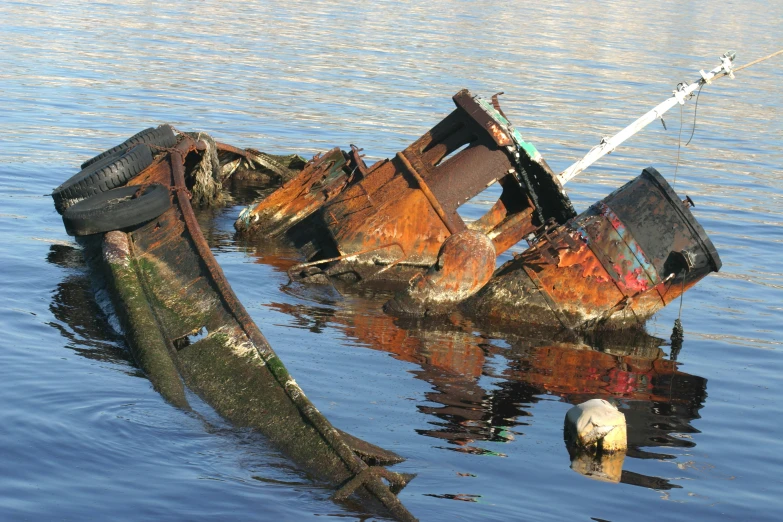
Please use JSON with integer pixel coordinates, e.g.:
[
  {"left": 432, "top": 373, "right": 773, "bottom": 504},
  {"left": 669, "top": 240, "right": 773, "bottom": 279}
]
[{"left": 564, "top": 399, "right": 627, "bottom": 452}]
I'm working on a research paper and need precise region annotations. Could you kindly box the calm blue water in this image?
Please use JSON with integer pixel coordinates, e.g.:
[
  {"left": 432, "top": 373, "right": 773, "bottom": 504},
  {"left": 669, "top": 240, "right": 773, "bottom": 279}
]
[{"left": 1, "top": 1, "right": 782, "bottom": 520}]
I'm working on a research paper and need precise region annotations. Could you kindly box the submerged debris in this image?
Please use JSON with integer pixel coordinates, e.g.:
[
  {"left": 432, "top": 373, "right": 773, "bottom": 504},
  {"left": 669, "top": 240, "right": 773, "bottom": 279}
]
[
  {"left": 234, "top": 90, "right": 721, "bottom": 332},
  {"left": 464, "top": 168, "right": 721, "bottom": 330},
  {"left": 51, "top": 50, "right": 782, "bottom": 517},
  {"left": 55, "top": 130, "right": 418, "bottom": 521},
  {"left": 384, "top": 230, "right": 496, "bottom": 316}
]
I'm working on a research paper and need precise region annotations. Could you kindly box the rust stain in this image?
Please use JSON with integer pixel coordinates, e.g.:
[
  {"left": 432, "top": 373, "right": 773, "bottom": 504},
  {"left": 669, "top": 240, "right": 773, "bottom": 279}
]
[
  {"left": 234, "top": 89, "right": 566, "bottom": 285},
  {"left": 228, "top": 88, "right": 719, "bottom": 332},
  {"left": 556, "top": 241, "right": 608, "bottom": 283},
  {"left": 466, "top": 168, "right": 721, "bottom": 330}
]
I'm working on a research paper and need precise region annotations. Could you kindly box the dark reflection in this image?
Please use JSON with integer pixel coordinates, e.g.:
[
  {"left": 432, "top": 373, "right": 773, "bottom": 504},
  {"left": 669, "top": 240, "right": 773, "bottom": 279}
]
[
  {"left": 205, "top": 201, "right": 709, "bottom": 492},
  {"left": 194, "top": 205, "right": 238, "bottom": 253},
  {"left": 496, "top": 330, "right": 707, "bottom": 462},
  {"left": 267, "top": 294, "right": 707, "bottom": 491},
  {"left": 46, "top": 243, "right": 135, "bottom": 368},
  {"left": 621, "top": 470, "right": 682, "bottom": 490},
  {"left": 415, "top": 366, "right": 535, "bottom": 448},
  {"left": 423, "top": 493, "right": 481, "bottom": 502}
]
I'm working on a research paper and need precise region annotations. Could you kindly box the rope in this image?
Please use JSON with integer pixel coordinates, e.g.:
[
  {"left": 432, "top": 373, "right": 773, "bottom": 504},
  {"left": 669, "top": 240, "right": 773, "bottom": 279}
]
[
  {"left": 147, "top": 143, "right": 181, "bottom": 155},
  {"left": 733, "top": 48, "right": 783, "bottom": 73}
]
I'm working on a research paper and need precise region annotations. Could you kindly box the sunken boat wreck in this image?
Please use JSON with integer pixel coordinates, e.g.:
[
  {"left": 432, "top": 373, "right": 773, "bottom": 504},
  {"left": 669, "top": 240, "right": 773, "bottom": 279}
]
[
  {"left": 53, "top": 63, "right": 729, "bottom": 519},
  {"left": 235, "top": 88, "right": 720, "bottom": 330}
]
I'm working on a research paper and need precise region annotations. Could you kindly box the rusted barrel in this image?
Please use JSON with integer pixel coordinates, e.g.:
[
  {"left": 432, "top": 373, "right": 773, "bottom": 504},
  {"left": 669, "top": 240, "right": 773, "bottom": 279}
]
[{"left": 464, "top": 167, "right": 721, "bottom": 330}]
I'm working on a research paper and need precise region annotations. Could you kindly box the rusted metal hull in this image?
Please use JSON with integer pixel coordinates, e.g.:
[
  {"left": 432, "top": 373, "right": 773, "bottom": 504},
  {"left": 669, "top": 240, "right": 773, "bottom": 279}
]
[
  {"left": 233, "top": 90, "right": 720, "bottom": 332},
  {"left": 383, "top": 230, "right": 497, "bottom": 316},
  {"left": 235, "top": 90, "right": 575, "bottom": 283},
  {"left": 235, "top": 147, "right": 349, "bottom": 238},
  {"left": 464, "top": 168, "right": 721, "bottom": 330},
  {"left": 74, "top": 136, "right": 416, "bottom": 521}
]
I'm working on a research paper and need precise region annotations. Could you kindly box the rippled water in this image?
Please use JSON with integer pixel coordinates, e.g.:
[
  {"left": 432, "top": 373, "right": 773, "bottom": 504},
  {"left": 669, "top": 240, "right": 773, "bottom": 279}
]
[{"left": 2, "top": 1, "right": 782, "bottom": 520}]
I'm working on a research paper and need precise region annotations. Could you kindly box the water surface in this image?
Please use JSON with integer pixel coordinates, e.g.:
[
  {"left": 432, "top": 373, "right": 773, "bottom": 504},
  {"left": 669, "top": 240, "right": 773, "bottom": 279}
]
[{"left": 1, "top": 1, "right": 782, "bottom": 520}]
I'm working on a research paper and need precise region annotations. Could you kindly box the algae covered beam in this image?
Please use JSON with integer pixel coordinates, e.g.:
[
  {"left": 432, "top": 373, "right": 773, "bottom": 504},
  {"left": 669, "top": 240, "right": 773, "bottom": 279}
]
[
  {"left": 62, "top": 131, "right": 418, "bottom": 521},
  {"left": 101, "top": 230, "right": 190, "bottom": 410}
]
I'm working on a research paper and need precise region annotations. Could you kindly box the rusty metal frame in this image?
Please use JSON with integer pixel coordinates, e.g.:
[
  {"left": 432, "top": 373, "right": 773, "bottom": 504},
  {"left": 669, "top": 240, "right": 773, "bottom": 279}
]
[
  {"left": 395, "top": 151, "right": 461, "bottom": 234},
  {"left": 236, "top": 89, "right": 571, "bottom": 276},
  {"left": 287, "top": 242, "right": 407, "bottom": 282}
]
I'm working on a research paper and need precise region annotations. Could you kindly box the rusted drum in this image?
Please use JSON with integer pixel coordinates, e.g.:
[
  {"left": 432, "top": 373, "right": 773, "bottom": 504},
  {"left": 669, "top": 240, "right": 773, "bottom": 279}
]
[
  {"left": 384, "top": 230, "right": 497, "bottom": 316},
  {"left": 464, "top": 167, "right": 721, "bottom": 330}
]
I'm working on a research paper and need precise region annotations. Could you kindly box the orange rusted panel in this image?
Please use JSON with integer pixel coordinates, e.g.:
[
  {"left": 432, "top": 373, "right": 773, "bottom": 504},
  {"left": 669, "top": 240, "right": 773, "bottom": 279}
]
[
  {"left": 384, "top": 230, "right": 497, "bottom": 317},
  {"left": 236, "top": 148, "right": 347, "bottom": 237},
  {"left": 234, "top": 90, "right": 574, "bottom": 286},
  {"left": 464, "top": 168, "right": 721, "bottom": 331},
  {"left": 231, "top": 90, "right": 719, "bottom": 333}
]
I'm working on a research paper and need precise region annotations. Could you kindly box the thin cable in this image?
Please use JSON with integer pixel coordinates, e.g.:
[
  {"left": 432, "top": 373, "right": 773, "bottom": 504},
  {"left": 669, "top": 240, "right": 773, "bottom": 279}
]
[
  {"left": 685, "top": 83, "right": 704, "bottom": 146},
  {"left": 673, "top": 102, "right": 684, "bottom": 185},
  {"left": 678, "top": 49, "right": 783, "bottom": 160},
  {"left": 668, "top": 49, "right": 783, "bottom": 362},
  {"left": 678, "top": 274, "right": 685, "bottom": 318}
]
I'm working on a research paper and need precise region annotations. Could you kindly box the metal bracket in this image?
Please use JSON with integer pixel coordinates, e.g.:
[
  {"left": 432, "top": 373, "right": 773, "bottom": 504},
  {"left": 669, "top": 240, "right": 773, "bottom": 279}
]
[
  {"left": 673, "top": 83, "right": 689, "bottom": 105},
  {"left": 720, "top": 50, "right": 736, "bottom": 79}
]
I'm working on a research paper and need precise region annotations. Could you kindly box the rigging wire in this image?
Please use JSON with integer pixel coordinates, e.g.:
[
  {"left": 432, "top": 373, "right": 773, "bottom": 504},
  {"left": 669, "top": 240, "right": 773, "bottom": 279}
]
[
  {"left": 673, "top": 102, "right": 684, "bottom": 186},
  {"left": 732, "top": 48, "right": 783, "bottom": 73},
  {"left": 671, "top": 48, "right": 783, "bottom": 185},
  {"left": 685, "top": 83, "right": 705, "bottom": 146}
]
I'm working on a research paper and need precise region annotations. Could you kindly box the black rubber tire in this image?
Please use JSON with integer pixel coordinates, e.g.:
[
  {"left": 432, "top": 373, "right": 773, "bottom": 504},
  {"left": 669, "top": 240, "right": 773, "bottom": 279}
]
[
  {"left": 80, "top": 124, "right": 177, "bottom": 170},
  {"left": 62, "top": 183, "right": 171, "bottom": 236},
  {"left": 52, "top": 144, "right": 153, "bottom": 214}
]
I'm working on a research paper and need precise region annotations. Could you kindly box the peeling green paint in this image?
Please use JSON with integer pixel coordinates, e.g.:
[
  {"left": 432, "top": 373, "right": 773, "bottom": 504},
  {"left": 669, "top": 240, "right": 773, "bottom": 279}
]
[{"left": 476, "top": 96, "right": 542, "bottom": 161}]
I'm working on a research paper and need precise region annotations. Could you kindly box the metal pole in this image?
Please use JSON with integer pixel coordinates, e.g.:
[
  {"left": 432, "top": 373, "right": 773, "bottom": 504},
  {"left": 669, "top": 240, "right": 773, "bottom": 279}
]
[{"left": 558, "top": 51, "right": 737, "bottom": 185}]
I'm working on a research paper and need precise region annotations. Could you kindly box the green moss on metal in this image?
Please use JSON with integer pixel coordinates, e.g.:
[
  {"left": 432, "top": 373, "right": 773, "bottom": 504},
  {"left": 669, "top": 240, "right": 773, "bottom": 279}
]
[
  {"left": 176, "top": 333, "right": 353, "bottom": 483},
  {"left": 132, "top": 255, "right": 215, "bottom": 335},
  {"left": 105, "top": 255, "right": 190, "bottom": 410}
]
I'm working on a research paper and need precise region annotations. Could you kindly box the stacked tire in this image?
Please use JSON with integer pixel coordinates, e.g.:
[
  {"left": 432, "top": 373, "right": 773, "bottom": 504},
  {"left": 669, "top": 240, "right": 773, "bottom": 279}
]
[
  {"left": 61, "top": 184, "right": 172, "bottom": 237},
  {"left": 78, "top": 124, "right": 177, "bottom": 171},
  {"left": 54, "top": 125, "right": 177, "bottom": 236}
]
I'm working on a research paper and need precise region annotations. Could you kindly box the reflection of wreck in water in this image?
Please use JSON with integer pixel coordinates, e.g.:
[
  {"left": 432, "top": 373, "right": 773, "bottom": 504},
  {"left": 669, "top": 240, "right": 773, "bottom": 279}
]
[
  {"left": 499, "top": 331, "right": 706, "bottom": 489},
  {"left": 47, "top": 243, "right": 133, "bottom": 367},
  {"left": 269, "top": 297, "right": 706, "bottom": 489}
]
